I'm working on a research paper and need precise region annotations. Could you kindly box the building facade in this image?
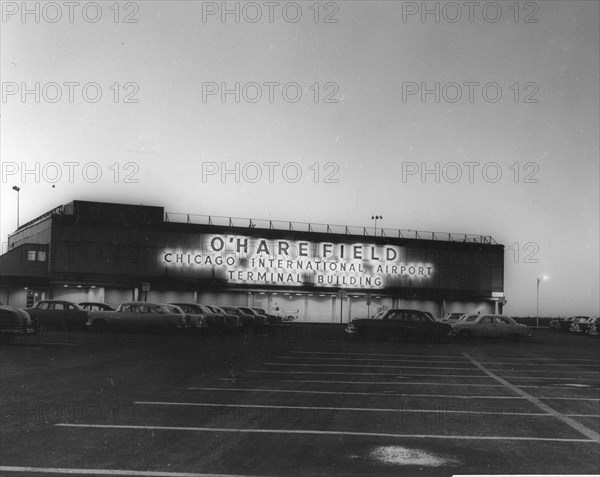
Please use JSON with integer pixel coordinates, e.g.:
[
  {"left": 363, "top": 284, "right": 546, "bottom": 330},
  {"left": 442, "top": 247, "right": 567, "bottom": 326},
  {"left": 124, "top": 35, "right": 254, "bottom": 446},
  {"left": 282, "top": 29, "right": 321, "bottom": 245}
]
[{"left": 0, "top": 200, "right": 505, "bottom": 321}]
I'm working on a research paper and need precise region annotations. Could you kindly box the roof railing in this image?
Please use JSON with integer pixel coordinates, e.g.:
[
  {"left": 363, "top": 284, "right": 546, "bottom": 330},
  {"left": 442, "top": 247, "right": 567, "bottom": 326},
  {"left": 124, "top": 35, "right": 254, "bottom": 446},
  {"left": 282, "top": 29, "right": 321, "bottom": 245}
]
[{"left": 163, "top": 212, "right": 497, "bottom": 244}]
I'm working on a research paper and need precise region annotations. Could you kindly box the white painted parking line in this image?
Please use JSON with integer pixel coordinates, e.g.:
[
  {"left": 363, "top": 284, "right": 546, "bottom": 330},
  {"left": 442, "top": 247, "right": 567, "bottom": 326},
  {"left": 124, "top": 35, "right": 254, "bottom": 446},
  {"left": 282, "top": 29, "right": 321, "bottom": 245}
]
[
  {"left": 211, "top": 378, "right": 600, "bottom": 402},
  {"left": 266, "top": 362, "right": 600, "bottom": 375},
  {"left": 264, "top": 362, "right": 480, "bottom": 371},
  {"left": 278, "top": 356, "right": 600, "bottom": 367},
  {"left": 0, "top": 466, "right": 265, "bottom": 476},
  {"left": 134, "top": 401, "right": 600, "bottom": 418},
  {"left": 245, "top": 370, "right": 600, "bottom": 387},
  {"left": 190, "top": 386, "right": 600, "bottom": 401},
  {"left": 245, "top": 371, "right": 501, "bottom": 386},
  {"left": 464, "top": 353, "right": 600, "bottom": 444},
  {"left": 229, "top": 372, "right": 598, "bottom": 382},
  {"left": 289, "top": 351, "right": 469, "bottom": 359},
  {"left": 55, "top": 423, "right": 597, "bottom": 443},
  {"left": 289, "top": 351, "right": 600, "bottom": 362}
]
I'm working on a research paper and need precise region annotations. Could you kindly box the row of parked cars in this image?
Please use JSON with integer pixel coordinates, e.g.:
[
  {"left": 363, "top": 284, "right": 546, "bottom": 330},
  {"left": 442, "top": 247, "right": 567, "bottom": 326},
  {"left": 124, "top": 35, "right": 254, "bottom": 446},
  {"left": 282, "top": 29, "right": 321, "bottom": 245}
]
[
  {"left": 548, "top": 316, "right": 600, "bottom": 337},
  {"left": 0, "top": 300, "right": 286, "bottom": 340},
  {"left": 345, "top": 309, "right": 533, "bottom": 342}
]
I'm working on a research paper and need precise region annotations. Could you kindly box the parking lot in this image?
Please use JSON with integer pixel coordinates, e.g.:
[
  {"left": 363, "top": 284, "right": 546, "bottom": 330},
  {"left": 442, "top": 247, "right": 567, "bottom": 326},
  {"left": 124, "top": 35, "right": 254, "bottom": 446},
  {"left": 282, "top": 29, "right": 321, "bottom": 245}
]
[{"left": 1, "top": 325, "right": 599, "bottom": 476}]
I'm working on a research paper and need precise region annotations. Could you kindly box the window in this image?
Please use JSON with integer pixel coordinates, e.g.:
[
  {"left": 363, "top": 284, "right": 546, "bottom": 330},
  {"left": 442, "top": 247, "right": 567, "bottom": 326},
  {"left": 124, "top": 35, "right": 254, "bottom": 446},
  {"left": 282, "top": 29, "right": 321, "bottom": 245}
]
[
  {"left": 479, "top": 316, "right": 493, "bottom": 324},
  {"left": 52, "top": 303, "right": 65, "bottom": 310},
  {"left": 27, "top": 251, "right": 37, "bottom": 261},
  {"left": 495, "top": 317, "right": 511, "bottom": 325},
  {"left": 37, "top": 251, "right": 47, "bottom": 261},
  {"left": 37, "top": 302, "right": 49, "bottom": 310}
]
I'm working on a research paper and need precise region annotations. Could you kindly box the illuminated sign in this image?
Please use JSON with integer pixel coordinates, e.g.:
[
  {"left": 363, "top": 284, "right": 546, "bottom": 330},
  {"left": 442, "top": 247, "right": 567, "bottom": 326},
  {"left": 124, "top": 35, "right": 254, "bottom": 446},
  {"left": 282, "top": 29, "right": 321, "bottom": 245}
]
[{"left": 161, "top": 234, "right": 433, "bottom": 289}]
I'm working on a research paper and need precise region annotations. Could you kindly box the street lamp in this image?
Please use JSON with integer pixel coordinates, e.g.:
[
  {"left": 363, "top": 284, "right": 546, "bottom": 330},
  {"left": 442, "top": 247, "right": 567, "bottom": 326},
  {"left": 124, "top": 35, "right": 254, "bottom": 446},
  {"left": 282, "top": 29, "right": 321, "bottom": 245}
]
[
  {"left": 536, "top": 275, "right": 548, "bottom": 328},
  {"left": 12, "top": 186, "right": 20, "bottom": 228},
  {"left": 371, "top": 215, "right": 383, "bottom": 236}
]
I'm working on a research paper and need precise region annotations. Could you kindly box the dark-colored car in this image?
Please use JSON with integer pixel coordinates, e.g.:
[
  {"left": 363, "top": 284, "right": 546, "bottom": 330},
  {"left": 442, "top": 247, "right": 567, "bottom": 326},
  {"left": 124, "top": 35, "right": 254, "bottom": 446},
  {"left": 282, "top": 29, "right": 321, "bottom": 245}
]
[
  {"left": 204, "top": 305, "right": 243, "bottom": 332},
  {"left": 252, "top": 307, "right": 282, "bottom": 324},
  {"left": 345, "top": 309, "right": 453, "bottom": 342},
  {"left": 171, "top": 303, "right": 239, "bottom": 332},
  {"left": 78, "top": 302, "right": 117, "bottom": 312},
  {"left": 24, "top": 300, "right": 89, "bottom": 330},
  {"left": 452, "top": 314, "right": 533, "bottom": 341},
  {"left": 1, "top": 303, "right": 35, "bottom": 342},
  {"left": 219, "top": 306, "right": 256, "bottom": 327},
  {"left": 86, "top": 302, "right": 187, "bottom": 334},
  {"left": 237, "top": 307, "right": 269, "bottom": 327}
]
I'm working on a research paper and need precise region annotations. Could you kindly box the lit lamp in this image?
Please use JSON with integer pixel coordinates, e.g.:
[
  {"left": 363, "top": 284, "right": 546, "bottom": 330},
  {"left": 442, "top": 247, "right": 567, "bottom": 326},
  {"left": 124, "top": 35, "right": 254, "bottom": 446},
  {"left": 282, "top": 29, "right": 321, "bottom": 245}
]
[
  {"left": 371, "top": 215, "right": 383, "bottom": 236},
  {"left": 536, "top": 275, "right": 548, "bottom": 328},
  {"left": 12, "top": 186, "right": 20, "bottom": 228}
]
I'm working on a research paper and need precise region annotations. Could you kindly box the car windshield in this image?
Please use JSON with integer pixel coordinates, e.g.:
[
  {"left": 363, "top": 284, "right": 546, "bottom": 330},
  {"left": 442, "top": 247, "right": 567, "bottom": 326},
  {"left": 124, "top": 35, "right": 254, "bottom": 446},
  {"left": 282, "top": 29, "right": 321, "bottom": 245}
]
[{"left": 465, "top": 315, "right": 479, "bottom": 322}]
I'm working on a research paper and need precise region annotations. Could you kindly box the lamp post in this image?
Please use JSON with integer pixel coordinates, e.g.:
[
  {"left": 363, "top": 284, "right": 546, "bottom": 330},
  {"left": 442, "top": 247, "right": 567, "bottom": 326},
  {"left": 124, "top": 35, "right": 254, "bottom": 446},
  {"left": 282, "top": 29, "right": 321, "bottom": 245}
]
[
  {"left": 536, "top": 275, "right": 548, "bottom": 328},
  {"left": 12, "top": 186, "right": 20, "bottom": 228},
  {"left": 371, "top": 215, "right": 383, "bottom": 236}
]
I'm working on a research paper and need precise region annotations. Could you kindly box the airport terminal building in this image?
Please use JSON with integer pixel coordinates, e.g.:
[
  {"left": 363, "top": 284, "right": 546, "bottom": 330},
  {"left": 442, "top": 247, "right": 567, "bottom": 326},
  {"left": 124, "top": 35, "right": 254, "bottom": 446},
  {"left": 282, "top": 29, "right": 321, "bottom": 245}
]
[{"left": 0, "top": 200, "right": 505, "bottom": 321}]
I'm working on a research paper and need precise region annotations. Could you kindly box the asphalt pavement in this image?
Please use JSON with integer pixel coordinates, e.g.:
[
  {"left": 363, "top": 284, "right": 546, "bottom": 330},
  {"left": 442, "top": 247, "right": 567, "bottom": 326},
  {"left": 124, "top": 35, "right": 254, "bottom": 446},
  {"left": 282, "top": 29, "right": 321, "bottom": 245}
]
[{"left": 1, "top": 325, "right": 599, "bottom": 476}]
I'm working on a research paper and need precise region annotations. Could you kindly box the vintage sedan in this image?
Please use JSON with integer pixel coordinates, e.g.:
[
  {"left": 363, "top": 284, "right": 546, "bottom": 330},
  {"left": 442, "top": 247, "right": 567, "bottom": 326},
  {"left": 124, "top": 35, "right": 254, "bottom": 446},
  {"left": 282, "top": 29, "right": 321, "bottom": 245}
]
[
  {"left": 237, "top": 307, "right": 269, "bottom": 327},
  {"left": 570, "top": 317, "right": 600, "bottom": 335},
  {"left": 588, "top": 318, "right": 600, "bottom": 338},
  {"left": 568, "top": 316, "right": 593, "bottom": 334},
  {"left": 252, "top": 307, "right": 282, "bottom": 324},
  {"left": 1, "top": 303, "right": 35, "bottom": 342},
  {"left": 170, "top": 303, "right": 236, "bottom": 332},
  {"left": 452, "top": 314, "right": 532, "bottom": 341},
  {"left": 440, "top": 312, "right": 468, "bottom": 323},
  {"left": 24, "top": 300, "right": 89, "bottom": 330},
  {"left": 550, "top": 316, "right": 589, "bottom": 332},
  {"left": 86, "top": 301, "right": 188, "bottom": 334},
  {"left": 345, "top": 309, "right": 453, "bottom": 342},
  {"left": 205, "top": 305, "right": 243, "bottom": 329},
  {"left": 78, "top": 302, "right": 116, "bottom": 312},
  {"left": 220, "top": 306, "right": 256, "bottom": 328}
]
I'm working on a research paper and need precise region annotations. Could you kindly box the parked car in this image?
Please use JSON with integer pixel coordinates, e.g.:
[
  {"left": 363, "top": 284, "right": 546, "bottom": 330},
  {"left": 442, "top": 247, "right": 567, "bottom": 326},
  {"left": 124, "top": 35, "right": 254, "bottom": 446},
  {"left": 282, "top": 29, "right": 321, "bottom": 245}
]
[
  {"left": 588, "top": 318, "right": 600, "bottom": 338},
  {"left": 345, "top": 309, "right": 453, "bottom": 342},
  {"left": 205, "top": 305, "right": 243, "bottom": 331},
  {"left": 24, "top": 300, "right": 89, "bottom": 330},
  {"left": 219, "top": 306, "right": 256, "bottom": 328},
  {"left": 423, "top": 311, "right": 437, "bottom": 322},
  {"left": 440, "top": 312, "right": 467, "bottom": 323},
  {"left": 78, "top": 302, "right": 116, "bottom": 312},
  {"left": 86, "top": 301, "right": 188, "bottom": 334},
  {"left": 569, "top": 317, "right": 599, "bottom": 335},
  {"left": 252, "top": 307, "right": 282, "bottom": 324},
  {"left": 170, "top": 303, "right": 239, "bottom": 332},
  {"left": 236, "top": 307, "right": 269, "bottom": 327},
  {"left": 452, "top": 314, "right": 532, "bottom": 341},
  {"left": 1, "top": 303, "right": 35, "bottom": 342},
  {"left": 550, "top": 316, "right": 589, "bottom": 332},
  {"left": 568, "top": 316, "right": 593, "bottom": 334}
]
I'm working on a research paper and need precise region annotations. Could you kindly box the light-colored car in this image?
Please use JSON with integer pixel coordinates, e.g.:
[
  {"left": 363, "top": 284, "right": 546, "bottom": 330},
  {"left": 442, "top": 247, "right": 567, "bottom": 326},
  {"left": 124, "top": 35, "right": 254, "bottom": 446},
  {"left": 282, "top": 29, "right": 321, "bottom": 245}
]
[
  {"left": 86, "top": 301, "right": 188, "bottom": 333},
  {"left": 440, "top": 312, "right": 467, "bottom": 323},
  {"left": 588, "top": 318, "right": 600, "bottom": 338},
  {"left": 569, "top": 317, "right": 599, "bottom": 335},
  {"left": 568, "top": 317, "right": 593, "bottom": 334},
  {"left": 452, "top": 314, "right": 532, "bottom": 341}
]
